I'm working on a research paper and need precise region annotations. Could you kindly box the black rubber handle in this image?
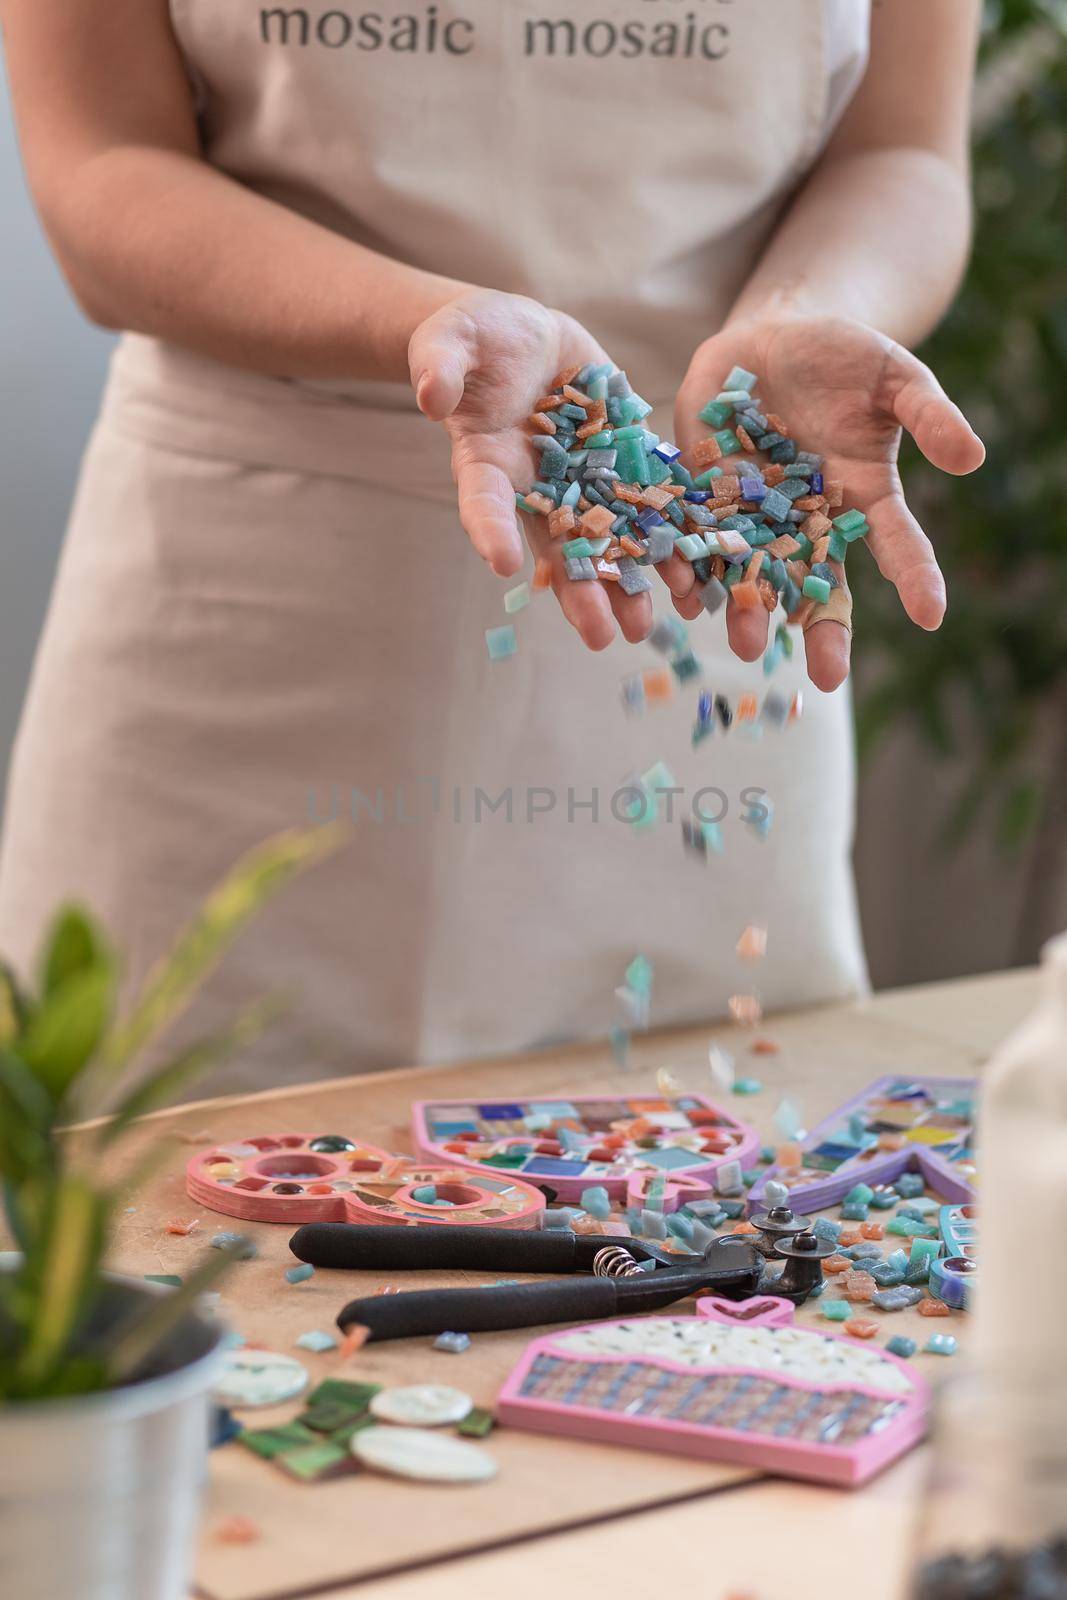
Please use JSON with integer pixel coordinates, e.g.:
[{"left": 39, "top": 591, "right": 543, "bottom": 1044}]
[
  {"left": 337, "top": 1276, "right": 620, "bottom": 1339},
  {"left": 290, "top": 1223, "right": 601, "bottom": 1273}
]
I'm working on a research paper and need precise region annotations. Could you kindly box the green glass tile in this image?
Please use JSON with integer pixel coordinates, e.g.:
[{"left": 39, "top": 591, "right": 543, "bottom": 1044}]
[
  {"left": 277, "top": 1441, "right": 353, "bottom": 1482},
  {"left": 457, "top": 1407, "right": 496, "bottom": 1438},
  {"left": 715, "top": 429, "right": 742, "bottom": 457},
  {"left": 240, "top": 1421, "right": 319, "bottom": 1460},
  {"left": 616, "top": 437, "right": 652, "bottom": 486},
  {"left": 699, "top": 400, "right": 733, "bottom": 429},
  {"left": 625, "top": 954, "right": 654, "bottom": 995},
  {"left": 676, "top": 534, "right": 708, "bottom": 561},
  {"left": 670, "top": 651, "right": 702, "bottom": 683},
  {"left": 483, "top": 1148, "right": 529, "bottom": 1168},
  {"left": 329, "top": 1414, "right": 379, "bottom": 1446},
  {"left": 642, "top": 761, "right": 677, "bottom": 794},
  {"left": 833, "top": 509, "right": 868, "bottom": 536},
  {"left": 306, "top": 1379, "right": 382, "bottom": 1411},
  {"left": 299, "top": 1401, "right": 366, "bottom": 1433},
  {"left": 886, "top": 1335, "right": 917, "bottom": 1359},
  {"left": 485, "top": 625, "right": 517, "bottom": 661}
]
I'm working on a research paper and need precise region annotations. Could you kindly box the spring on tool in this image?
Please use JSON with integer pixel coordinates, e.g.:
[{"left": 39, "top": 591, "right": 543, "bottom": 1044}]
[{"left": 592, "top": 1245, "right": 643, "bottom": 1278}]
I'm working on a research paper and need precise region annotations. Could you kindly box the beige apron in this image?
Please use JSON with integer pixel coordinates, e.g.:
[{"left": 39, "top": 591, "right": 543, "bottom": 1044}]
[{"left": 0, "top": 0, "right": 870, "bottom": 1091}]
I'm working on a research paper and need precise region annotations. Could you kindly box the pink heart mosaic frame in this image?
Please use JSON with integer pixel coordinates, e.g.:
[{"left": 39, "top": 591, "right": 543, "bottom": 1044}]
[{"left": 412, "top": 1092, "right": 761, "bottom": 1205}]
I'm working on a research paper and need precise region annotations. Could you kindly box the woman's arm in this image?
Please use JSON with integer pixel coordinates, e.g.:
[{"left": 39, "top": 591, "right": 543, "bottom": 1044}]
[
  {"left": 674, "top": 0, "right": 986, "bottom": 691},
  {"left": 729, "top": 0, "right": 981, "bottom": 342},
  {"left": 1, "top": 0, "right": 657, "bottom": 647},
  {"left": 0, "top": 0, "right": 466, "bottom": 380}
]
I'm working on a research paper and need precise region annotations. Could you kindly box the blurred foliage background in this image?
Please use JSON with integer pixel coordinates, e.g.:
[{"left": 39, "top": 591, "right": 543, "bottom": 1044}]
[{"left": 855, "top": 0, "right": 1067, "bottom": 964}]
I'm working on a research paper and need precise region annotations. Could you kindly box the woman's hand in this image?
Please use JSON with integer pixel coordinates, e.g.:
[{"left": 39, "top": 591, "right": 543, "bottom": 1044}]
[
  {"left": 409, "top": 289, "right": 653, "bottom": 650},
  {"left": 672, "top": 315, "right": 985, "bottom": 690}
]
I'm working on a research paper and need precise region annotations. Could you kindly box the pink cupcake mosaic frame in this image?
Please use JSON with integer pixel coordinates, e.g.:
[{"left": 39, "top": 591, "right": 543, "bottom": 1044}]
[{"left": 498, "top": 1295, "right": 930, "bottom": 1487}]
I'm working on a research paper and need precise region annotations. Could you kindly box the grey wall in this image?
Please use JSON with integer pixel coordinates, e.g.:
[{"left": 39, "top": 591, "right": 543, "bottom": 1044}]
[{"left": 0, "top": 75, "right": 114, "bottom": 794}]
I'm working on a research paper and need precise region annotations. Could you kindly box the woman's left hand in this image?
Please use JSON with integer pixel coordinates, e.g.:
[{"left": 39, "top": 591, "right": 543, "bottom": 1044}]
[{"left": 671, "top": 315, "right": 986, "bottom": 690}]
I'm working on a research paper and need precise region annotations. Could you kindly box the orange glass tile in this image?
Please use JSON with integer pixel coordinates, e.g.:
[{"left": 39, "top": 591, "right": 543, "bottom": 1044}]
[{"left": 845, "top": 1319, "right": 879, "bottom": 1340}]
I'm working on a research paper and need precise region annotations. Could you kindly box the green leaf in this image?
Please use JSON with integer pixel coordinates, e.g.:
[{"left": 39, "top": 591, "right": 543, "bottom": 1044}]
[
  {"left": 13, "top": 1174, "right": 107, "bottom": 1391},
  {"left": 40, "top": 906, "right": 110, "bottom": 998},
  {"left": 0, "top": 960, "right": 29, "bottom": 1047},
  {"left": 21, "top": 1355, "right": 110, "bottom": 1400},
  {"left": 0, "top": 1047, "right": 54, "bottom": 1132},
  {"left": 17, "top": 965, "right": 116, "bottom": 1104},
  {"left": 103, "top": 826, "right": 342, "bottom": 1070},
  {"left": 0, "top": 1048, "right": 55, "bottom": 1191},
  {"left": 2, "top": 1180, "right": 32, "bottom": 1256},
  {"left": 997, "top": 776, "right": 1044, "bottom": 853},
  {"left": 97, "top": 997, "right": 282, "bottom": 1150},
  {"left": 105, "top": 1242, "right": 245, "bottom": 1387}
]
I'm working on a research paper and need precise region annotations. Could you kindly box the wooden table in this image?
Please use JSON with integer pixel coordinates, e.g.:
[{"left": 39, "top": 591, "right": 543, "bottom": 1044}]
[{"left": 97, "top": 967, "right": 1036, "bottom": 1600}]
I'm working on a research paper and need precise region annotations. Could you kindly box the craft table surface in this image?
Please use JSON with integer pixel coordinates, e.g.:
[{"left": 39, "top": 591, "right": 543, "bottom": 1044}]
[{"left": 82, "top": 966, "right": 1036, "bottom": 1600}]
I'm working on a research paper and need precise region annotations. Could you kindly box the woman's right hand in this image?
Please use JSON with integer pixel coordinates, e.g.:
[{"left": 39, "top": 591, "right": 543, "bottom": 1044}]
[{"left": 409, "top": 290, "right": 655, "bottom": 650}]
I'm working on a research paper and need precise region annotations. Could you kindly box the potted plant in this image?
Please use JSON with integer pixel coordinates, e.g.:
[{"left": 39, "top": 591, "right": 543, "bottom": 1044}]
[
  {"left": 0, "top": 826, "right": 338, "bottom": 1600},
  {"left": 855, "top": 0, "right": 1067, "bottom": 964}
]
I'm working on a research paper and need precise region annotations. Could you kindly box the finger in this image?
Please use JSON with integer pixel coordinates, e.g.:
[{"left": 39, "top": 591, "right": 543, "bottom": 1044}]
[
  {"left": 553, "top": 569, "right": 617, "bottom": 651},
  {"left": 804, "top": 618, "right": 852, "bottom": 692},
  {"left": 671, "top": 587, "right": 705, "bottom": 622},
  {"left": 887, "top": 347, "right": 985, "bottom": 476},
  {"left": 456, "top": 459, "right": 525, "bottom": 576},
  {"left": 606, "top": 583, "right": 653, "bottom": 644},
  {"left": 657, "top": 552, "right": 698, "bottom": 600},
  {"left": 725, "top": 596, "right": 769, "bottom": 662},
  {"left": 865, "top": 487, "right": 946, "bottom": 630},
  {"left": 801, "top": 566, "right": 853, "bottom": 691},
  {"left": 408, "top": 307, "right": 475, "bottom": 421}
]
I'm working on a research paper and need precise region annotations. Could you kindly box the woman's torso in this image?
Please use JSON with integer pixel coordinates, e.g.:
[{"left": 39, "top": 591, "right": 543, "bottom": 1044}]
[
  {"left": 166, "top": 0, "right": 871, "bottom": 403},
  {"left": 0, "top": 1, "right": 875, "bottom": 1076}
]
